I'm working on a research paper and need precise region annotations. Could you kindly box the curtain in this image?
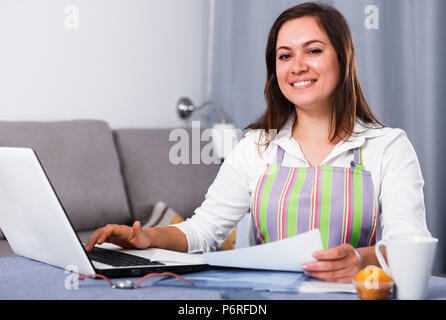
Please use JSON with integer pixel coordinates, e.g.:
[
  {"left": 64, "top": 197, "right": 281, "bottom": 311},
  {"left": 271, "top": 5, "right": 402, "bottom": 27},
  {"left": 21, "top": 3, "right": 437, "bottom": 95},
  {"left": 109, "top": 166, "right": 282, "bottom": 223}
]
[{"left": 208, "top": 0, "right": 446, "bottom": 274}]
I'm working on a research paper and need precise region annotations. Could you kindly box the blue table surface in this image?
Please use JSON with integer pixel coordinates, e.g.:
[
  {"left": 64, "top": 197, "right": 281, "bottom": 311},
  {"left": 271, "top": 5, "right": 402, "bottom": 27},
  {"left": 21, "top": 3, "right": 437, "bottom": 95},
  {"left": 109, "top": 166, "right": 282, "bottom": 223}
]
[{"left": 1, "top": 256, "right": 446, "bottom": 300}]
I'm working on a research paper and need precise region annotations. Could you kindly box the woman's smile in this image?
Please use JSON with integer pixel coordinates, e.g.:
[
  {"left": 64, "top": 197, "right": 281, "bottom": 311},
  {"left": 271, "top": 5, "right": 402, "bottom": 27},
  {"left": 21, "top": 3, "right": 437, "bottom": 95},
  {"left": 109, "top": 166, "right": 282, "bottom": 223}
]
[{"left": 289, "top": 79, "right": 317, "bottom": 89}]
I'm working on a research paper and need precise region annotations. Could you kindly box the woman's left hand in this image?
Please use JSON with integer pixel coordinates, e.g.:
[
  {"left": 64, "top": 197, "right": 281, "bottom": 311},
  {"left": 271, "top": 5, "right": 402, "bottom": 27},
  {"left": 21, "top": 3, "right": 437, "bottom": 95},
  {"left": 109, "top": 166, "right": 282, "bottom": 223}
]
[{"left": 301, "top": 244, "right": 361, "bottom": 283}]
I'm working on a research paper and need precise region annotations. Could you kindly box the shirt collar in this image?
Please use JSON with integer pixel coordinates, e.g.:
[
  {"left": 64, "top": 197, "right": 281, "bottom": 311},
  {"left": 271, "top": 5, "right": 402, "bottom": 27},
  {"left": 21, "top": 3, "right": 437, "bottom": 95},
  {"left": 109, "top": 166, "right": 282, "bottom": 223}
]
[
  {"left": 273, "top": 114, "right": 385, "bottom": 165},
  {"left": 275, "top": 114, "right": 384, "bottom": 143}
]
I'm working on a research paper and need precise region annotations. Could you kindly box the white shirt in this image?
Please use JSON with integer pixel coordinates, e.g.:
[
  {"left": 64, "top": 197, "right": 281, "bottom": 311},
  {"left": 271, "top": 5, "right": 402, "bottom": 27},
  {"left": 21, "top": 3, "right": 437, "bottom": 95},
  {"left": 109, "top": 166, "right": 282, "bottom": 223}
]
[{"left": 175, "top": 116, "right": 431, "bottom": 253}]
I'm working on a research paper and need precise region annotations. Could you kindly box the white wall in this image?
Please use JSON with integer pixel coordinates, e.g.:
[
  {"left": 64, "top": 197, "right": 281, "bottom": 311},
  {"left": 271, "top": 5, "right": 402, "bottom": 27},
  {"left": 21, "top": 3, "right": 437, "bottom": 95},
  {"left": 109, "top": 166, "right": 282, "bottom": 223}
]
[{"left": 0, "top": 0, "right": 210, "bottom": 129}]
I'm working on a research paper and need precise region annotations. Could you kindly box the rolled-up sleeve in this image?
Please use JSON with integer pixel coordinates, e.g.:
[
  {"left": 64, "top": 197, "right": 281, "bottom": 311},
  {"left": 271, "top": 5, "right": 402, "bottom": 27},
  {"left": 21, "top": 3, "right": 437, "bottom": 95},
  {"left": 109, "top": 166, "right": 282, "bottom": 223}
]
[{"left": 379, "top": 129, "right": 431, "bottom": 240}]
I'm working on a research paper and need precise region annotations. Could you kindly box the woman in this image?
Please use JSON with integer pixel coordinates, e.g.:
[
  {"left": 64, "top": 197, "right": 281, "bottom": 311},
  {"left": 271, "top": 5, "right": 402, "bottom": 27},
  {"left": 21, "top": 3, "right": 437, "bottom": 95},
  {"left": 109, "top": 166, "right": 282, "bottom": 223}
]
[{"left": 85, "top": 2, "right": 431, "bottom": 283}]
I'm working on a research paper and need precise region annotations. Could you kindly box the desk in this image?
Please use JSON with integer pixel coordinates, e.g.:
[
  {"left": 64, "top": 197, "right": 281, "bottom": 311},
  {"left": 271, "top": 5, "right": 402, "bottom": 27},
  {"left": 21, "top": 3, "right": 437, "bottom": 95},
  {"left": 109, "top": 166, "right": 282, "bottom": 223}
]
[{"left": 1, "top": 256, "right": 446, "bottom": 300}]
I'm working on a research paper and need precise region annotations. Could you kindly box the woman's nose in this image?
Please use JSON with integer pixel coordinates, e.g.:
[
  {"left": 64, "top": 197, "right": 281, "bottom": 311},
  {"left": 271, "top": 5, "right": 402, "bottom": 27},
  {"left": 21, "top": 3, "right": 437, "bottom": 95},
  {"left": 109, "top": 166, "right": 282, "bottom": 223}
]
[{"left": 291, "top": 57, "right": 309, "bottom": 74}]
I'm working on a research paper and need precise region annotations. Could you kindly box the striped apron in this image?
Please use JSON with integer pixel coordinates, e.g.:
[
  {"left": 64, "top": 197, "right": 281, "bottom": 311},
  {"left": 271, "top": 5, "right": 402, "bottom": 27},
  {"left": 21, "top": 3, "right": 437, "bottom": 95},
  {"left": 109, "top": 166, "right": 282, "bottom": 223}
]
[{"left": 250, "top": 145, "right": 377, "bottom": 249}]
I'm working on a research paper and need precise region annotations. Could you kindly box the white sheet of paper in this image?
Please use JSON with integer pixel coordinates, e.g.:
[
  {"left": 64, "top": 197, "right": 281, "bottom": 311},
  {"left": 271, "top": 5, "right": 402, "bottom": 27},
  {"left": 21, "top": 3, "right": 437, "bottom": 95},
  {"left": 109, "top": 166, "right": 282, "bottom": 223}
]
[
  {"left": 203, "top": 229, "right": 323, "bottom": 272},
  {"left": 299, "top": 279, "right": 357, "bottom": 293}
]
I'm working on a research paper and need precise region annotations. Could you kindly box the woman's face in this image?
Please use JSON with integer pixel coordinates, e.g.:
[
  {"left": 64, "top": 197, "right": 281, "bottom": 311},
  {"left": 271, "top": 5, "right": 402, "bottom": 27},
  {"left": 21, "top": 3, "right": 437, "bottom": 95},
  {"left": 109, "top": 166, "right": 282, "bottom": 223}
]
[{"left": 275, "top": 16, "right": 340, "bottom": 112}]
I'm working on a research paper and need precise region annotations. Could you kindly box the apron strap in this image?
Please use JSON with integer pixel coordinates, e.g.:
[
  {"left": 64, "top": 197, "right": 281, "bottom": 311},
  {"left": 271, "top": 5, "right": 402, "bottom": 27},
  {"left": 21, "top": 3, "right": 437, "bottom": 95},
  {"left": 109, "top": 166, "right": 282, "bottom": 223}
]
[
  {"left": 276, "top": 145, "right": 285, "bottom": 164},
  {"left": 353, "top": 147, "right": 360, "bottom": 164},
  {"left": 351, "top": 147, "right": 363, "bottom": 169}
]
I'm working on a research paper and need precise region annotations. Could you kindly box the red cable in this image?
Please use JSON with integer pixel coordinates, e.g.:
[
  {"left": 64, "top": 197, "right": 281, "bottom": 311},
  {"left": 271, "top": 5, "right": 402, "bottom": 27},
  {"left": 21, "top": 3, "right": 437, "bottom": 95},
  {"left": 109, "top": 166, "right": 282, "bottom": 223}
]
[
  {"left": 78, "top": 274, "right": 115, "bottom": 288},
  {"left": 77, "top": 272, "right": 194, "bottom": 288},
  {"left": 134, "top": 272, "right": 195, "bottom": 288}
]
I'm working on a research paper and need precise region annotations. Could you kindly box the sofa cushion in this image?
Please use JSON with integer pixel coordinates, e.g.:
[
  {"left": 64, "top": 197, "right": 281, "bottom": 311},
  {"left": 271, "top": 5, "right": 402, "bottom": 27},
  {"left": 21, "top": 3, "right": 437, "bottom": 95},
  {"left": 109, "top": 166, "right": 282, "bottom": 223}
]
[
  {"left": 113, "top": 128, "right": 220, "bottom": 222},
  {"left": 0, "top": 120, "right": 132, "bottom": 239}
]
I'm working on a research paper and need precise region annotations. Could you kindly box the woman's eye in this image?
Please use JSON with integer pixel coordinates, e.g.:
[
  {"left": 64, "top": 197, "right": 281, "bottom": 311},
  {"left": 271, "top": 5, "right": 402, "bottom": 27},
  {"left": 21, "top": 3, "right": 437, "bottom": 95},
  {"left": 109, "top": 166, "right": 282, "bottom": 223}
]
[
  {"left": 308, "top": 49, "right": 322, "bottom": 55},
  {"left": 278, "top": 54, "right": 291, "bottom": 60}
]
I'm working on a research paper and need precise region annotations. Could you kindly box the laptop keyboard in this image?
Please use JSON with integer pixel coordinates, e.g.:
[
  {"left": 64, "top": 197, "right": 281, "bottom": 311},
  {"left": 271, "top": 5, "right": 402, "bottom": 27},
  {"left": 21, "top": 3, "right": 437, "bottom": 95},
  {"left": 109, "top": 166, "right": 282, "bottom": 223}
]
[{"left": 88, "top": 247, "right": 164, "bottom": 267}]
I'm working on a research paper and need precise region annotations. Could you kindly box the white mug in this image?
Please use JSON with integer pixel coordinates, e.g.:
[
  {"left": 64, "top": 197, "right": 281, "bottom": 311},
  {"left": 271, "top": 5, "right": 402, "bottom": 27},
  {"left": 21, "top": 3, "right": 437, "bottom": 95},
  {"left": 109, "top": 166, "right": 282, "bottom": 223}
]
[{"left": 375, "top": 236, "right": 438, "bottom": 300}]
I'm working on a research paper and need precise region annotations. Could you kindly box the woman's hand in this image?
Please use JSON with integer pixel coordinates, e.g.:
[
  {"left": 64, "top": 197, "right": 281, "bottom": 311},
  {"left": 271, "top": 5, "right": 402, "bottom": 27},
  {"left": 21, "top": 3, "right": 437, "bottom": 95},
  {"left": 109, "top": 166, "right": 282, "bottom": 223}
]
[
  {"left": 84, "top": 221, "right": 152, "bottom": 252},
  {"left": 301, "top": 243, "right": 362, "bottom": 283}
]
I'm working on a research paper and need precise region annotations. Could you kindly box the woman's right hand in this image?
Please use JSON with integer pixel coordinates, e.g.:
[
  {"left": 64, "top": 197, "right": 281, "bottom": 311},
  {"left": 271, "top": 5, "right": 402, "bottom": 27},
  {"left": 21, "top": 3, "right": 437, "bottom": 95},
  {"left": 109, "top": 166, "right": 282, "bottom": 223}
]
[{"left": 84, "top": 221, "right": 152, "bottom": 252}]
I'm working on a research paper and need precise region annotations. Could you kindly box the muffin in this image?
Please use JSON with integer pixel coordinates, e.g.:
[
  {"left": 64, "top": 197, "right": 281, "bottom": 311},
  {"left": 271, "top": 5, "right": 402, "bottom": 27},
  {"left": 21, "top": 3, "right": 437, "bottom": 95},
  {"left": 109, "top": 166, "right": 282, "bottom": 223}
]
[{"left": 353, "top": 265, "right": 394, "bottom": 300}]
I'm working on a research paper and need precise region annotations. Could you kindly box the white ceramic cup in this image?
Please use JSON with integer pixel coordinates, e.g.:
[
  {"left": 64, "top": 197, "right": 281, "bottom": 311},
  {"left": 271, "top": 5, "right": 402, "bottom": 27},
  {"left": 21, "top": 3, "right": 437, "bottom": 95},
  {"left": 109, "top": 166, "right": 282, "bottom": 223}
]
[{"left": 375, "top": 236, "right": 438, "bottom": 300}]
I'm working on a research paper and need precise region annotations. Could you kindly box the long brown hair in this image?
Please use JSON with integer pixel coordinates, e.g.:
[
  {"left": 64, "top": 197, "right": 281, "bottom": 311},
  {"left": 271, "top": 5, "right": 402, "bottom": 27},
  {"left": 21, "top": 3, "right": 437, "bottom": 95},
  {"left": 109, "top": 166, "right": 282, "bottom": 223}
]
[{"left": 246, "top": 2, "right": 384, "bottom": 149}]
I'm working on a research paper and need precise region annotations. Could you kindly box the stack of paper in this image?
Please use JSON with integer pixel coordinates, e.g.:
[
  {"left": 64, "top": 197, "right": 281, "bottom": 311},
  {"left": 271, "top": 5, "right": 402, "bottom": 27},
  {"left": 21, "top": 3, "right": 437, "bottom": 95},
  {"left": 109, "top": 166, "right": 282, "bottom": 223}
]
[
  {"left": 158, "top": 229, "right": 356, "bottom": 294},
  {"left": 203, "top": 229, "right": 323, "bottom": 272},
  {"left": 299, "top": 279, "right": 356, "bottom": 293},
  {"left": 157, "top": 268, "right": 356, "bottom": 294}
]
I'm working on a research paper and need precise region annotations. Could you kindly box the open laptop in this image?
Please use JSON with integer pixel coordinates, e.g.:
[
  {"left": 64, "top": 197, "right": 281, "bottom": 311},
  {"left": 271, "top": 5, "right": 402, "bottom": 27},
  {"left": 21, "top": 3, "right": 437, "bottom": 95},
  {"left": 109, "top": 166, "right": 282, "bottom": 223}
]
[{"left": 0, "top": 147, "right": 209, "bottom": 277}]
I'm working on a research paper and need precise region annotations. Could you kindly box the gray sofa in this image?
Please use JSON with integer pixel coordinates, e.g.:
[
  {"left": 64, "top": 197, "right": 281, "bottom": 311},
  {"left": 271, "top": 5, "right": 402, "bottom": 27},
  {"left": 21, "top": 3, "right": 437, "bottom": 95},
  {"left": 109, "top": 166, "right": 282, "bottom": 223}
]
[{"left": 0, "top": 120, "right": 220, "bottom": 257}]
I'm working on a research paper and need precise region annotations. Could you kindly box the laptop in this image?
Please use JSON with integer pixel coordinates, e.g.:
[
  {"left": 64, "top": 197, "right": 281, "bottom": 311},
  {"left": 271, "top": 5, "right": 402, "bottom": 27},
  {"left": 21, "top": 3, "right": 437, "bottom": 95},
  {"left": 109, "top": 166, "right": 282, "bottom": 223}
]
[{"left": 0, "top": 147, "right": 209, "bottom": 278}]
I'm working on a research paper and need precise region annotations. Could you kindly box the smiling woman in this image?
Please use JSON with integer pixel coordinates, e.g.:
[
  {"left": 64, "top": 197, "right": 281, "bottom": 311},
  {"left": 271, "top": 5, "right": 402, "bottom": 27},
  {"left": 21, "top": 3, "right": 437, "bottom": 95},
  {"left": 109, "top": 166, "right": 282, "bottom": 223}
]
[
  {"left": 248, "top": 2, "right": 383, "bottom": 148},
  {"left": 85, "top": 2, "right": 432, "bottom": 284}
]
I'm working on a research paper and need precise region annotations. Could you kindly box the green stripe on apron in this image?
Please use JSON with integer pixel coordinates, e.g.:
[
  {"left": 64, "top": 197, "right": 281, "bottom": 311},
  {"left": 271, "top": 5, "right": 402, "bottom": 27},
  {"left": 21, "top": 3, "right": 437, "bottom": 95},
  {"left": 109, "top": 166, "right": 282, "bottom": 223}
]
[
  {"left": 287, "top": 167, "right": 306, "bottom": 238},
  {"left": 258, "top": 164, "right": 278, "bottom": 243},
  {"left": 319, "top": 166, "right": 333, "bottom": 249},
  {"left": 350, "top": 169, "right": 363, "bottom": 247}
]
